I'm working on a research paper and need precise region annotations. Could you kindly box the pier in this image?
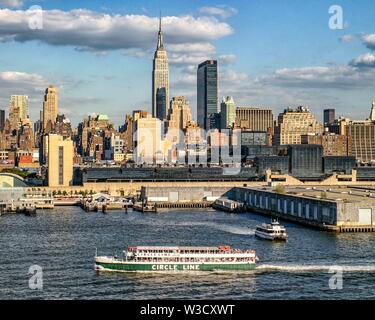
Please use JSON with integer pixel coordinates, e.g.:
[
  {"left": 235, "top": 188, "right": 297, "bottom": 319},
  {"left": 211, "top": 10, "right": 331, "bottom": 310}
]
[{"left": 233, "top": 186, "right": 375, "bottom": 232}]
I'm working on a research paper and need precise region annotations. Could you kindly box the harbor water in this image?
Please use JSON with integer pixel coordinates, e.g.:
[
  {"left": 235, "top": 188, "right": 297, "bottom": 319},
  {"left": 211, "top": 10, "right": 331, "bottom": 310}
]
[{"left": 1, "top": 207, "right": 375, "bottom": 299}]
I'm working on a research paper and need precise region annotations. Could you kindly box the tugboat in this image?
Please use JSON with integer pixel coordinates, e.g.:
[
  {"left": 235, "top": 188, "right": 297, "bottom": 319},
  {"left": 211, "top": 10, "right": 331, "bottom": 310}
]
[
  {"left": 95, "top": 245, "right": 259, "bottom": 272},
  {"left": 255, "top": 219, "right": 288, "bottom": 241}
]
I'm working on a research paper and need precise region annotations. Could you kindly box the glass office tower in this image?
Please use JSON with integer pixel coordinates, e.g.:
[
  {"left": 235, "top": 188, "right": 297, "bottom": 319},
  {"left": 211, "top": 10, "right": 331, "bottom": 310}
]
[{"left": 197, "top": 60, "right": 218, "bottom": 130}]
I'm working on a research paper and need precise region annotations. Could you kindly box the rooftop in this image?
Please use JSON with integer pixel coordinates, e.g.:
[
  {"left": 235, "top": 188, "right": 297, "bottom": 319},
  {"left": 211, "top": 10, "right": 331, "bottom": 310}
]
[{"left": 248, "top": 185, "right": 375, "bottom": 204}]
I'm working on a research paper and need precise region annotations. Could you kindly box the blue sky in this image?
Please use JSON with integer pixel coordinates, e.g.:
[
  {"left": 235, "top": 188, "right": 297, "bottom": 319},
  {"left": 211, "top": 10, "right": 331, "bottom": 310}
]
[{"left": 0, "top": 0, "right": 374, "bottom": 126}]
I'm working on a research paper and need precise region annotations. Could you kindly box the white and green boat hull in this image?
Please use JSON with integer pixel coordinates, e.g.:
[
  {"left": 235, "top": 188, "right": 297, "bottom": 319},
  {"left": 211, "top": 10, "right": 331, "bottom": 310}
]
[{"left": 95, "top": 260, "right": 256, "bottom": 272}]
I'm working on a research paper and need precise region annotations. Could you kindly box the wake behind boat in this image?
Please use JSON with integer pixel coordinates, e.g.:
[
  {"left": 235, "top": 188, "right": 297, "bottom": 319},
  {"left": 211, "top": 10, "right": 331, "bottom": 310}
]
[
  {"left": 255, "top": 219, "right": 288, "bottom": 241},
  {"left": 95, "top": 245, "right": 259, "bottom": 272}
]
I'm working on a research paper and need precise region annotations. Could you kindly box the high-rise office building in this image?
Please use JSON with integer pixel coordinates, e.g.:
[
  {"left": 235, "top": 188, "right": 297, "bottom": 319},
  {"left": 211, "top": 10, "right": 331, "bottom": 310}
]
[
  {"left": 344, "top": 102, "right": 375, "bottom": 163},
  {"left": 168, "top": 96, "right": 192, "bottom": 131},
  {"left": 152, "top": 16, "right": 169, "bottom": 120},
  {"left": 133, "top": 114, "right": 163, "bottom": 164},
  {"left": 274, "top": 106, "right": 323, "bottom": 145},
  {"left": 347, "top": 120, "right": 375, "bottom": 163},
  {"left": 47, "top": 134, "right": 73, "bottom": 187},
  {"left": 0, "top": 109, "right": 5, "bottom": 132},
  {"left": 43, "top": 86, "right": 58, "bottom": 130},
  {"left": 235, "top": 107, "right": 273, "bottom": 132},
  {"left": 197, "top": 60, "right": 218, "bottom": 130},
  {"left": 324, "top": 109, "right": 335, "bottom": 126},
  {"left": 11, "top": 95, "right": 28, "bottom": 121},
  {"left": 9, "top": 95, "right": 29, "bottom": 131},
  {"left": 220, "top": 96, "right": 236, "bottom": 129}
]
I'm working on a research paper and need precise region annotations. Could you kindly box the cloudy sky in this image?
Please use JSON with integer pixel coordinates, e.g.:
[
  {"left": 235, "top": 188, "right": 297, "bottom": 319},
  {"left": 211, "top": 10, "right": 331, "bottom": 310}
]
[{"left": 0, "top": 0, "right": 374, "bottom": 126}]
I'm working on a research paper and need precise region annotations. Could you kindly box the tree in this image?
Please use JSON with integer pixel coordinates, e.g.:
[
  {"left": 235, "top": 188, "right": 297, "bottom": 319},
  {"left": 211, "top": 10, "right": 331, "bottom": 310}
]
[{"left": 274, "top": 185, "right": 286, "bottom": 194}]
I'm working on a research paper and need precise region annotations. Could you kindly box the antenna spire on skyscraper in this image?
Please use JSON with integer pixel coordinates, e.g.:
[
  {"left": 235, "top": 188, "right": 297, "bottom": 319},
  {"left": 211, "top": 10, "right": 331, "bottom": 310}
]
[{"left": 156, "top": 12, "right": 164, "bottom": 49}]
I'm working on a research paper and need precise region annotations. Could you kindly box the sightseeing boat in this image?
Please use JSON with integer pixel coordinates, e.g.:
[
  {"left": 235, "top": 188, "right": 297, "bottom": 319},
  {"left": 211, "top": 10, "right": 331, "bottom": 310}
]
[
  {"left": 95, "top": 245, "right": 259, "bottom": 272},
  {"left": 255, "top": 219, "right": 288, "bottom": 241}
]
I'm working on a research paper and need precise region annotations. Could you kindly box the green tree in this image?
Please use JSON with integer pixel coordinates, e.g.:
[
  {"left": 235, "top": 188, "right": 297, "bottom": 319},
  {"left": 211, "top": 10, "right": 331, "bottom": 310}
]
[{"left": 274, "top": 185, "right": 286, "bottom": 194}]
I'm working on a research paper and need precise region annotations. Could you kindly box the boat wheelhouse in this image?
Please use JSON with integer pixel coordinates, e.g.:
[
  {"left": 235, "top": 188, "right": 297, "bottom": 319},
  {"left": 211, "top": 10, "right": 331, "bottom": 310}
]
[{"left": 95, "top": 245, "right": 258, "bottom": 272}]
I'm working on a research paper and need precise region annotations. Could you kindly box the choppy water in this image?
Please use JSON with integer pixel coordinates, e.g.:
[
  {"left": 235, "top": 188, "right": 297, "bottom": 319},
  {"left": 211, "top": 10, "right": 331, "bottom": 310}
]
[{"left": 1, "top": 206, "right": 375, "bottom": 299}]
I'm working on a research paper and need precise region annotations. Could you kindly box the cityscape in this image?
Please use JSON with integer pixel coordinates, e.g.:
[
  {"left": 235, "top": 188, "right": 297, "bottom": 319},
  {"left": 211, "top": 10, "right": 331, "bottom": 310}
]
[{"left": 1, "top": 0, "right": 375, "bottom": 305}]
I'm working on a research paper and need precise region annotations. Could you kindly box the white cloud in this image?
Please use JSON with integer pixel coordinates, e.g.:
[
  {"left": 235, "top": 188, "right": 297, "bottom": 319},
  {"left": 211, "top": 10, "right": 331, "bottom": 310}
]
[
  {"left": 0, "top": 9, "right": 233, "bottom": 52},
  {"left": 350, "top": 53, "right": 375, "bottom": 68},
  {"left": 339, "top": 34, "right": 354, "bottom": 43},
  {"left": 362, "top": 34, "right": 375, "bottom": 50},
  {"left": 199, "top": 6, "right": 238, "bottom": 19},
  {"left": 0, "top": 71, "right": 46, "bottom": 90},
  {"left": 0, "top": 0, "right": 23, "bottom": 8},
  {"left": 259, "top": 65, "right": 375, "bottom": 89}
]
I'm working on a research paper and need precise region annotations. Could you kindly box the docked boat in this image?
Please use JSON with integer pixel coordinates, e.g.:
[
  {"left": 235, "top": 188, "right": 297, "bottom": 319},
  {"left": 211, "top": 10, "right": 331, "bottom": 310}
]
[
  {"left": 95, "top": 245, "right": 259, "bottom": 272},
  {"left": 133, "top": 203, "right": 157, "bottom": 213},
  {"left": 255, "top": 219, "right": 288, "bottom": 241},
  {"left": 212, "top": 197, "right": 244, "bottom": 213}
]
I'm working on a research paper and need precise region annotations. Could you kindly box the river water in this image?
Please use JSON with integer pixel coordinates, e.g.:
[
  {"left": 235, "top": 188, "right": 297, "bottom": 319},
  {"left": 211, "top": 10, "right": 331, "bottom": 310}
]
[{"left": 1, "top": 206, "right": 375, "bottom": 299}]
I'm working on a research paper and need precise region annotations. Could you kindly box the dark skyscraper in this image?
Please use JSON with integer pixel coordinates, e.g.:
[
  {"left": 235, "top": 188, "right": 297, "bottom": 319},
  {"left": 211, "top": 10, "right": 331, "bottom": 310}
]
[
  {"left": 0, "top": 109, "right": 5, "bottom": 132},
  {"left": 156, "top": 87, "right": 167, "bottom": 120},
  {"left": 197, "top": 60, "right": 218, "bottom": 130},
  {"left": 324, "top": 109, "right": 335, "bottom": 126}
]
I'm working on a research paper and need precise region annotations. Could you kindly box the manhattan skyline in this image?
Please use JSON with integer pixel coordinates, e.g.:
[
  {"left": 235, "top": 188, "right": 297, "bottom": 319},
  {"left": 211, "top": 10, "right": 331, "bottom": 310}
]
[{"left": 0, "top": 0, "right": 374, "bottom": 126}]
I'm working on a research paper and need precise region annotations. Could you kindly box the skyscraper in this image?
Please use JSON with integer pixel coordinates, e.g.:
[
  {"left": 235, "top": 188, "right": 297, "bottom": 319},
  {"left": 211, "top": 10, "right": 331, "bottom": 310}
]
[
  {"left": 197, "top": 60, "right": 218, "bottom": 130},
  {"left": 220, "top": 96, "right": 236, "bottom": 129},
  {"left": 235, "top": 107, "right": 274, "bottom": 132},
  {"left": 324, "top": 109, "right": 335, "bottom": 126},
  {"left": 0, "top": 109, "right": 5, "bottom": 132},
  {"left": 152, "top": 16, "right": 169, "bottom": 121},
  {"left": 47, "top": 134, "right": 73, "bottom": 187},
  {"left": 273, "top": 106, "right": 324, "bottom": 145},
  {"left": 43, "top": 86, "right": 58, "bottom": 130},
  {"left": 9, "top": 95, "right": 29, "bottom": 131}
]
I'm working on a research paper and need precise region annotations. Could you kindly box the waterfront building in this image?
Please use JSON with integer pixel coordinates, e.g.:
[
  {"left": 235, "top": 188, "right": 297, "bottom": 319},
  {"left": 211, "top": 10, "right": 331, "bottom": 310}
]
[
  {"left": 323, "top": 156, "right": 356, "bottom": 174},
  {"left": 152, "top": 17, "right": 169, "bottom": 120},
  {"left": 274, "top": 106, "right": 324, "bottom": 145},
  {"left": 220, "top": 96, "right": 236, "bottom": 129},
  {"left": 42, "top": 86, "right": 58, "bottom": 130},
  {"left": 254, "top": 156, "right": 290, "bottom": 175},
  {"left": 235, "top": 107, "right": 273, "bottom": 132},
  {"left": 287, "top": 144, "right": 323, "bottom": 178},
  {"left": 301, "top": 132, "right": 351, "bottom": 156},
  {"left": 47, "top": 134, "right": 73, "bottom": 187},
  {"left": 197, "top": 60, "right": 218, "bottom": 130},
  {"left": 324, "top": 109, "right": 335, "bottom": 126}
]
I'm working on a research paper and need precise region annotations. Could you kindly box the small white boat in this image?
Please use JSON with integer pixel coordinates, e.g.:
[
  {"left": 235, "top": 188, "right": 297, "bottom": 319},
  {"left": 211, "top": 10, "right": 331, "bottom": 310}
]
[{"left": 255, "top": 219, "right": 288, "bottom": 241}]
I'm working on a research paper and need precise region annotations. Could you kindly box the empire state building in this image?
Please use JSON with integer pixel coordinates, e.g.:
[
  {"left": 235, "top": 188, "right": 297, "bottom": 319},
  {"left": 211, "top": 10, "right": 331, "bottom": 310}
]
[{"left": 152, "top": 16, "right": 169, "bottom": 120}]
